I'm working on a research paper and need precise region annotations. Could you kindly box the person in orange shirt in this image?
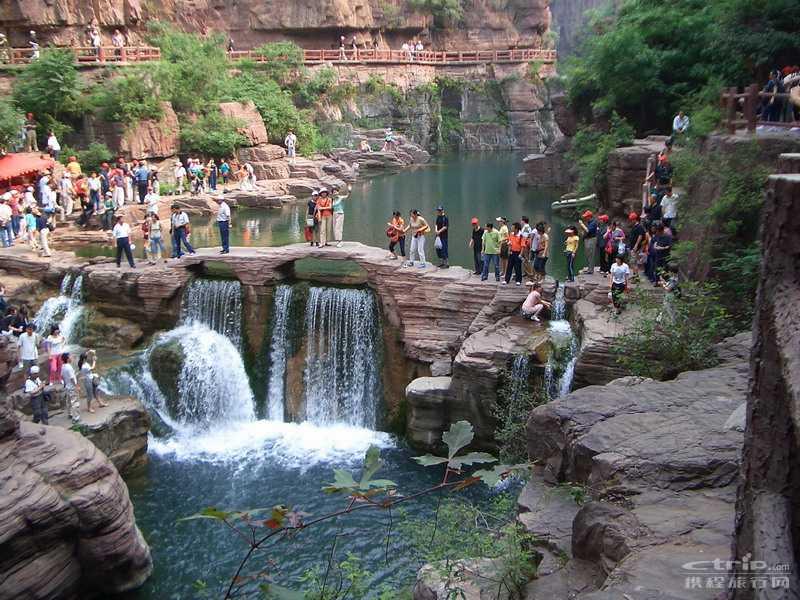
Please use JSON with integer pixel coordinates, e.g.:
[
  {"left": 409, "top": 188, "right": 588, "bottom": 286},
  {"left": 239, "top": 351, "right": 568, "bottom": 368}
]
[
  {"left": 314, "top": 188, "right": 333, "bottom": 247},
  {"left": 503, "top": 221, "right": 525, "bottom": 285}
]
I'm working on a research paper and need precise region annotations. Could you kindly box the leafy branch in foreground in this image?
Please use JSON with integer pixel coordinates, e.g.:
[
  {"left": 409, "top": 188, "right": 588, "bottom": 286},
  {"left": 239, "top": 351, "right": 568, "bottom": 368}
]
[{"left": 181, "top": 421, "right": 530, "bottom": 599}]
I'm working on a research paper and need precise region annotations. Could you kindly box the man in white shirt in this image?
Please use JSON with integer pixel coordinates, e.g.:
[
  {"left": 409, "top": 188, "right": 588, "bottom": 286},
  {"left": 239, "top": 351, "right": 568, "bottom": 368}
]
[
  {"left": 661, "top": 187, "right": 679, "bottom": 228},
  {"left": 112, "top": 215, "right": 136, "bottom": 268},
  {"left": 672, "top": 111, "right": 689, "bottom": 136},
  {"left": 0, "top": 195, "right": 13, "bottom": 248},
  {"left": 18, "top": 323, "right": 39, "bottom": 371},
  {"left": 25, "top": 365, "right": 48, "bottom": 424},
  {"left": 216, "top": 195, "right": 232, "bottom": 254},
  {"left": 145, "top": 187, "right": 160, "bottom": 214},
  {"left": 284, "top": 130, "right": 298, "bottom": 159},
  {"left": 170, "top": 204, "right": 195, "bottom": 258},
  {"left": 174, "top": 161, "right": 187, "bottom": 195},
  {"left": 61, "top": 353, "right": 80, "bottom": 423},
  {"left": 59, "top": 174, "right": 73, "bottom": 220}
]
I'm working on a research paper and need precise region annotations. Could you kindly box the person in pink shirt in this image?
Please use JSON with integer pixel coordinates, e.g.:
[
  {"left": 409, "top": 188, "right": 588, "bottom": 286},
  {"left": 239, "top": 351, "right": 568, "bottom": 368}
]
[{"left": 521, "top": 281, "right": 551, "bottom": 322}]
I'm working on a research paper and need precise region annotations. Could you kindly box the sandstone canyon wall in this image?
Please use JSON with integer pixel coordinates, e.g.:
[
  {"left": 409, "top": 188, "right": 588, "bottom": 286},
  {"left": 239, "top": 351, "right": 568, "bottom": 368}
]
[{"left": 0, "top": 0, "right": 551, "bottom": 51}]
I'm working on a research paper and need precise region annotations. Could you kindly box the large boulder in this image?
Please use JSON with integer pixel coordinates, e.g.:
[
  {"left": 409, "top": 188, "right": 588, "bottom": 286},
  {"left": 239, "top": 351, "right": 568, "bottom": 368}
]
[
  {"left": 148, "top": 338, "right": 184, "bottom": 417},
  {"left": 80, "top": 313, "right": 144, "bottom": 350},
  {"left": 219, "top": 101, "right": 269, "bottom": 146},
  {"left": 87, "top": 102, "right": 180, "bottom": 161},
  {"left": 0, "top": 396, "right": 152, "bottom": 598}
]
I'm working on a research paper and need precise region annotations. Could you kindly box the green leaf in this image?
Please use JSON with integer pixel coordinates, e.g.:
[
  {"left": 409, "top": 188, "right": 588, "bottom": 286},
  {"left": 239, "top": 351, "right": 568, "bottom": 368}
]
[
  {"left": 178, "top": 507, "right": 233, "bottom": 522},
  {"left": 359, "top": 445, "right": 383, "bottom": 489},
  {"left": 322, "top": 469, "right": 358, "bottom": 493},
  {"left": 473, "top": 466, "right": 507, "bottom": 487},
  {"left": 448, "top": 452, "right": 498, "bottom": 469},
  {"left": 412, "top": 454, "right": 450, "bottom": 467},
  {"left": 442, "top": 421, "right": 474, "bottom": 459},
  {"left": 367, "top": 479, "right": 397, "bottom": 489}
]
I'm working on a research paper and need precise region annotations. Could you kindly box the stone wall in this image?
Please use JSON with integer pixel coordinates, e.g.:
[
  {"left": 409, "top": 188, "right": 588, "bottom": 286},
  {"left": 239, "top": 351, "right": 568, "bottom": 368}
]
[{"left": 732, "top": 174, "right": 800, "bottom": 597}]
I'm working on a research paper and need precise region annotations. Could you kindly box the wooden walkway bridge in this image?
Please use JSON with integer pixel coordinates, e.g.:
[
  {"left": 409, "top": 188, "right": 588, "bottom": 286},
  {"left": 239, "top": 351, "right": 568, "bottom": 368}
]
[{"left": 1, "top": 45, "right": 556, "bottom": 67}]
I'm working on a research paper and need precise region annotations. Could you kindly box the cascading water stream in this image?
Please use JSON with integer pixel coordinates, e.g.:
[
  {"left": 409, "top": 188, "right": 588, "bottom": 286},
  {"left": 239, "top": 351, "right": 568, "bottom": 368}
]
[
  {"left": 180, "top": 279, "right": 243, "bottom": 348},
  {"left": 33, "top": 273, "right": 85, "bottom": 342},
  {"left": 545, "top": 285, "right": 579, "bottom": 399},
  {"left": 266, "top": 284, "right": 294, "bottom": 421},
  {"left": 302, "top": 286, "right": 383, "bottom": 428}
]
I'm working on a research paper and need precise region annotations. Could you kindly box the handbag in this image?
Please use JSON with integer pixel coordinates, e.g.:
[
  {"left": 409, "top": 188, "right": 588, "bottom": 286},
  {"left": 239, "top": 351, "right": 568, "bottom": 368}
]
[
  {"left": 434, "top": 236, "right": 443, "bottom": 250},
  {"left": 306, "top": 217, "right": 316, "bottom": 227}
]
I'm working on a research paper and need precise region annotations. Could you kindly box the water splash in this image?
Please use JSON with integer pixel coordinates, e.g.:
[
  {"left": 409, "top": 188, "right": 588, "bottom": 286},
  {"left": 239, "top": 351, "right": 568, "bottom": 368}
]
[
  {"left": 180, "top": 279, "right": 243, "bottom": 348},
  {"left": 303, "top": 286, "right": 383, "bottom": 428},
  {"left": 33, "top": 273, "right": 85, "bottom": 342},
  {"left": 507, "top": 355, "right": 531, "bottom": 404},
  {"left": 266, "top": 285, "right": 294, "bottom": 421},
  {"left": 545, "top": 284, "right": 578, "bottom": 399}
]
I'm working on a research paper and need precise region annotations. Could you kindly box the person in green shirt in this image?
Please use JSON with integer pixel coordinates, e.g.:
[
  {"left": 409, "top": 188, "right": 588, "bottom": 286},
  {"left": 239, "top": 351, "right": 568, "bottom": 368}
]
[
  {"left": 101, "top": 191, "right": 116, "bottom": 231},
  {"left": 481, "top": 222, "right": 501, "bottom": 282}
]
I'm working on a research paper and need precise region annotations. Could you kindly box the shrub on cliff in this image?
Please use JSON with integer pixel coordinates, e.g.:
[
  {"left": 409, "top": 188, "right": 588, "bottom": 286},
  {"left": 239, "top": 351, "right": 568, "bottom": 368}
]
[
  {"left": 13, "top": 48, "right": 83, "bottom": 138},
  {"left": 180, "top": 112, "right": 248, "bottom": 158},
  {"left": 89, "top": 71, "right": 163, "bottom": 124},
  {"left": 567, "top": 112, "right": 635, "bottom": 195},
  {"left": 0, "top": 100, "right": 24, "bottom": 151},
  {"left": 60, "top": 142, "right": 113, "bottom": 174},
  {"left": 249, "top": 41, "right": 304, "bottom": 87}
]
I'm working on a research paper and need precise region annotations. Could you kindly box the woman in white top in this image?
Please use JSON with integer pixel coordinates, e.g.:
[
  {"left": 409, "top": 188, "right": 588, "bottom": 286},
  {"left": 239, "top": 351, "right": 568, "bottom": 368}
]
[
  {"left": 112, "top": 216, "right": 136, "bottom": 268},
  {"left": 46, "top": 131, "right": 61, "bottom": 161},
  {"left": 45, "top": 325, "right": 65, "bottom": 384},
  {"left": 609, "top": 255, "right": 631, "bottom": 313},
  {"left": 78, "top": 350, "right": 107, "bottom": 412}
]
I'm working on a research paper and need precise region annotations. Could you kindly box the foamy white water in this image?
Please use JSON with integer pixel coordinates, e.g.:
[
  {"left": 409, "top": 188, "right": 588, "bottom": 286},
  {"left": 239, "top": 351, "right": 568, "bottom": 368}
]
[{"left": 149, "top": 420, "right": 395, "bottom": 470}]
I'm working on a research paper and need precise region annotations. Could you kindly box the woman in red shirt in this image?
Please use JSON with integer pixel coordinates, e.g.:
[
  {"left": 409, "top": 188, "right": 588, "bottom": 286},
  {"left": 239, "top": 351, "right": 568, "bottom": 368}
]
[{"left": 314, "top": 189, "right": 333, "bottom": 247}]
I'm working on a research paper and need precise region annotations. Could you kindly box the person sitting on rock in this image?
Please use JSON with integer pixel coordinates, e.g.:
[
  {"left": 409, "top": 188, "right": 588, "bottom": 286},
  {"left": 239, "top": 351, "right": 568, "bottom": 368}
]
[
  {"left": 521, "top": 281, "right": 550, "bottom": 322},
  {"left": 359, "top": 138, "right": 371, "bottom": 152}
]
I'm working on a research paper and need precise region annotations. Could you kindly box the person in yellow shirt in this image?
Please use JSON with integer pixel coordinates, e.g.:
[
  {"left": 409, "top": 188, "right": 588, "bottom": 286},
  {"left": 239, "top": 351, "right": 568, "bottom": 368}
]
[
  {"left": 65, "top": 156, "right": 82, "bottom": 177},
  {"left": 564, "top": 226, "right": 580, "bottom": 282}
]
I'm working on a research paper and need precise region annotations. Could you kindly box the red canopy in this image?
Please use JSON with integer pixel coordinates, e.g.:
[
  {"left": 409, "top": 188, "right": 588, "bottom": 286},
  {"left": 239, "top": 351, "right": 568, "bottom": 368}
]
[{"left": 0, "top": 153, "right": 55, "bottom": 183}]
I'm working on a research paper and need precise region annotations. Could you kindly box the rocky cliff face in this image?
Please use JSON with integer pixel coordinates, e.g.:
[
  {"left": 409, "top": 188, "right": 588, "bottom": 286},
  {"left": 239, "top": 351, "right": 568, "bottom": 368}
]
[
  {"left": 0, "top": 396, "right": 152, "bottom": 598},
  {"left": 0, "top": 0, "right": 550, "bottom": 51}
]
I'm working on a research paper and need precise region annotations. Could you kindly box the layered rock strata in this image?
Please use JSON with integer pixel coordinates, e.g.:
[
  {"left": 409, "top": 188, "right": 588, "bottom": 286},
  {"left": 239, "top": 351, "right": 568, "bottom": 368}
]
[{"left": 0, "top": 396, "right": 152, "bottom": 598}]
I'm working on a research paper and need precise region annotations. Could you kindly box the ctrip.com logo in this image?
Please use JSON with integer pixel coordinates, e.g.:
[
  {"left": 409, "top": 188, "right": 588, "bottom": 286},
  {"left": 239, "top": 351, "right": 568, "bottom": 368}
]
[{"left": 681, "top": 554, "right": 793, "bottom": 592}]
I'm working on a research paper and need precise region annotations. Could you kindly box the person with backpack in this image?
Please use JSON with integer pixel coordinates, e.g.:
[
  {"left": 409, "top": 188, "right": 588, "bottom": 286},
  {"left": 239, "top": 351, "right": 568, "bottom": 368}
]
[{"left": 578, "top": 210, "right": 598, "bottom": 273}]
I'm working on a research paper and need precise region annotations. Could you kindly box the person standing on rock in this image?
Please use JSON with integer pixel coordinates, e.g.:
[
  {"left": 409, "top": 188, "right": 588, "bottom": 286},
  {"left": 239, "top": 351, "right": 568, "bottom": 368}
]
[
  {"left": 217, "top": 195, "right": 232, "bottom": 254},
  {"left": 174, "top": 160, "right": 186, "bottom": 195},
  {"left": 45, "top": 326, "right": 65, "bottom": 385},
  {"left": 208, "top": 159, "right": 218, "bottom": 191},
  {"left": 25, "top": 365, "right": 49, "bottom": 425},
  {"left": 577, "top": 210, "right": 597, "bottom": 273},
  {"left": 61, "top": 352, "right": 80, "bottom": 423},
  {"left": 23, "top": 113, "right": 38, "bottom": 152},
  {"left": 78, "top": 351, "right": 106, "bottom": 413},
  {"left": 220, "top": 159, "right": 231, "bottom": 189},
  {"left": 331, "top": 185, "right": 349, "bottom": 248},
  {"left": 112, "top": 215, "right": 136, "bottom": 268},
  {"left": 285, "top": 130, "right": 298, "bottom": 159},
  {"left": 46, "top": 131, "right": 60, "bottom": 161},
  {"left": 315, "top": 189, "right": 333, "bottom": 247},
  {"left": 18, "top": 323, "right": 39, "bottom": 372},
  {"left": 609, "top": 254, "right": 630, "bottom": 313},
  {"left": 503, "top": 221, "right": 524, "bottom": 286},
  {"left": 170, "top": 204, "right": 195, "bottom": 258},
  {"left": 111, "top": 166, "right": 126, "bottom": 209},
  {"left": 148, "top": 214, "right": 167, "bottom": 263},
  {"left": 496, "top": 217, "right": 510, "bottom": 277},
  {"left": 306, "top": 191, "right": 318, "bottom": 246},
  {"left": 87, "top": 171, "right": 102, "bottom": 212},
  {"left": 135, "top": 160, "right": 150, "bottom": 205},
  {"left": 481, "top": 221, "right": 501, "bottom": 282},
  {"left": 434, "top": 206, "right": 449, "bottom": 268},
  {"left": 564, "top": 226, "right": 579, "bottom": 282},
  {"left": 0, "top": 195, "right": 13, "bottom": 248},
  {"left": 35, "top": 208, "right": 51, "bottom": 257},
  {"left": 387, "top": 211, "right": 406, "bottom": 259},
  {"left": 405, "top": 209, "right": 430, "bottom": 268},
  {"left": 468, "top": 217, "right": 484, "bottom": 275},
  {"left": 533, "top": 222, "right": 549, "bottom": 280},
  {"left": 100, "top": 191, "right": 115, "bottom": 231}
]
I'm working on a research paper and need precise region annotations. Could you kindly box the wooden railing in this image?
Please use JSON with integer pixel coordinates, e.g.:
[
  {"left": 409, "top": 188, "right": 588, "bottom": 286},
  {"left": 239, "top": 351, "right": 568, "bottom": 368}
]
[
  {"left": 1, "top": 46, "right": 161, "bottom": 65},
  {"left": 1, "top": 45, "right": 555, "bottom": 67},
  {"left": 721, "top": 84, "right": 800, "bottom": 133}
]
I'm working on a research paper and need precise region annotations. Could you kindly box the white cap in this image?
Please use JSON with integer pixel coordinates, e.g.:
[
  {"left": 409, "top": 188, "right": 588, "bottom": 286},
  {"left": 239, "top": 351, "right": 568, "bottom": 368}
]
[{"left": 30, "top": 365, "right": 39, "bottom": 374}]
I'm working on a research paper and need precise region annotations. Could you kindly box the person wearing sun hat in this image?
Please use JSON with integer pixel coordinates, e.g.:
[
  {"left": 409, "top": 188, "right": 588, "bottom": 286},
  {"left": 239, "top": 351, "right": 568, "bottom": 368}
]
[{"left": 577, "top": 210, "right": 598, "bottom": 274}]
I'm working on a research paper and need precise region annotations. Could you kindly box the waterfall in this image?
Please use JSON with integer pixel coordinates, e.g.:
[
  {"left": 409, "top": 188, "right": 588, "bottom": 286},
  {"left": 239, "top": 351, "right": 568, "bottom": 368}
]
[
  {"left": 507, "top": 355, "right": 531, "bottom": 403},
  {"left": 33, "top": 273, "right": 85, "bottom": 342},
  {"left": 302, "top": 286, "right": 383, "bottom": 428},
  {"left": 545, "top": 283, "right": 578, "bottom": 399},
  {"left": 180, "top": 279, "right": 242, "bottom": 348},
  {"left": 266, "top": 285, "right": 293, "bottom": 421}
]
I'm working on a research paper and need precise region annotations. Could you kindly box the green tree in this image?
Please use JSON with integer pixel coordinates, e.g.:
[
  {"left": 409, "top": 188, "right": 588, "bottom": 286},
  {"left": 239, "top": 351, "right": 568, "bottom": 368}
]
[
  {"left": 408, "top": 0, "right": 465, "bottom": 26},
  {"left": 180, "top": 112, "right": 247, "bottom": 157},
  {"left": 249, "top": 41, "right": 305, "bottom": 86},
  {"left": 13, "top": 48, "right": 83, "bottom": 137},
  {"left": 89, "top": 71, "right": 163, "bottom": 124},
  {"left": 0, "top": 100, "right": 24, "bottom": 151}
]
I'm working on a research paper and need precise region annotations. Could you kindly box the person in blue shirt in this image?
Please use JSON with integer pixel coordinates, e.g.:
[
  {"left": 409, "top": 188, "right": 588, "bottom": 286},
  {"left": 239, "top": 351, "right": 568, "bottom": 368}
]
[{"left": 135, "top": 161, "right": 150, "bottom": 205}]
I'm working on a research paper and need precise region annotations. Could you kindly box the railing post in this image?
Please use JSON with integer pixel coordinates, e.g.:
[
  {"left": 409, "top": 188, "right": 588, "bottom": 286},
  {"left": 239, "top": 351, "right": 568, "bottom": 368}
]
[
  {"left": 744, "top": 83, "right": 758, "bottom": 132},
  {"left": 726, "top": 86, "right": 737, "bottom": 134}
]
